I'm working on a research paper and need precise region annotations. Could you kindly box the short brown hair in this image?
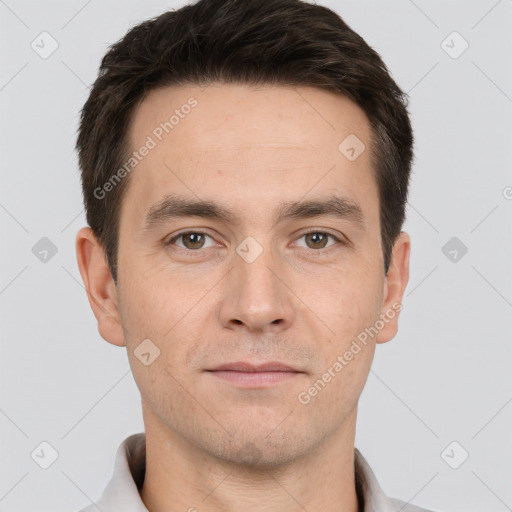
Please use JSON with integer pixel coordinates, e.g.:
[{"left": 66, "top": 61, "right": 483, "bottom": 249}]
[{"left": 76, "top": 0, "right": 414, "bottom": 283}]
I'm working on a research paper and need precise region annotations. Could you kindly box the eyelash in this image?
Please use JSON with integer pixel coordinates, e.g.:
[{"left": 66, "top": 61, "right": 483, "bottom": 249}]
[{"left": 165, "top": 229, "right": 344, "bottom": 252}]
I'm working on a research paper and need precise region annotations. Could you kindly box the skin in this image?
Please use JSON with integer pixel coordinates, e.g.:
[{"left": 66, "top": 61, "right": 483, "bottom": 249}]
[{"left": 76, "top": 83, "right": 410, "bottom": 512}]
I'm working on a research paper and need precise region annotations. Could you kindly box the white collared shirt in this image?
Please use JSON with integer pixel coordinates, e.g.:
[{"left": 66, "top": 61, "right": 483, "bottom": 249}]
[{"left": 77, "top": 433, "right": 437, "bottom": 512}]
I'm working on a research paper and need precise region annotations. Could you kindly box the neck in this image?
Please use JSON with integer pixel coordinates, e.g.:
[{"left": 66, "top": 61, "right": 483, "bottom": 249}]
[{"left": 140, "top": 407, "right": 360, "bottom": 512}]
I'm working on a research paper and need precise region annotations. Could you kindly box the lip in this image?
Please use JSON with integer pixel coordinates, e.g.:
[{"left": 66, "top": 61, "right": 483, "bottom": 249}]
[
  {"left": 207, "top": 361, "right": 300, "bottom": 372},
  {"left": 205, "top": 361, "right": 304, "bottom": 388}
]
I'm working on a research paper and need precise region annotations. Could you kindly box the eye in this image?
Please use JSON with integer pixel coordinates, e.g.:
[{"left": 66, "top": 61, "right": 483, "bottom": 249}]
[
  {"left": 165, "top": 230, "right": 344, "bottom": 252},
  {"left": 166, "top": 231, "right": 216, "bottom": 250},
  {"left": 294, "top": 231, "right": 341, "bottom": 250}
]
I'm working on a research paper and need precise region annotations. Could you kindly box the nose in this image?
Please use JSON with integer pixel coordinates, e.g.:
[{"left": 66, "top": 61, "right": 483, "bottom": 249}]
[{"left": 218, "top": 242, "right": 295, "bottom": 333}]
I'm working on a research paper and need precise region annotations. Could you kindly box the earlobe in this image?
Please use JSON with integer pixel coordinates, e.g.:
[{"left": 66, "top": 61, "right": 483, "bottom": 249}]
[
  {"left": 75, "top": 227, "right": 126, "bottom": 347},
  {"left": 376, "top": 231, "right": 411, "bottom": 344}
]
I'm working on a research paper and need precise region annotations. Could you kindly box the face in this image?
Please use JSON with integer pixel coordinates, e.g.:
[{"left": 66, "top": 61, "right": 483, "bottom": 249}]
[{"left": 78, "top": 83, "right": 410, "bottom": 467}]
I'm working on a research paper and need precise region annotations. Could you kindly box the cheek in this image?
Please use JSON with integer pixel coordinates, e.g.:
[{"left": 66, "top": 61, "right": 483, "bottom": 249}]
[
  {"left": 118, "top": 263, "right": 202, "bottom": 339},
  {"left": 304, "top": 273, "right": 381, "bottom": 395},
  {"left": 121, "top": 287, "right": 202, "bottom": 420},
  {"left": 312, "top": 265, "right": 383, "bottom": 337},
  {"left": 119, "top": 270, "right": 211, "bottom": 371}
]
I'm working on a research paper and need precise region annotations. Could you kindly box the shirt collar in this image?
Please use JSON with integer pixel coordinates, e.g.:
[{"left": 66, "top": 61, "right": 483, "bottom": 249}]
[{"left": 84, "top": 432, "right": 399, "bottom": 512}]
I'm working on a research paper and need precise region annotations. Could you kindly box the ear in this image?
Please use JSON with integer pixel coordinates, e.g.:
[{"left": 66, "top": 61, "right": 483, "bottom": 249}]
[
  {"left": 375, "top": 231, "right": 411, "bottom": 344},
  {"left": 75, "top": 226, "right": 126, "bottom": 347}
]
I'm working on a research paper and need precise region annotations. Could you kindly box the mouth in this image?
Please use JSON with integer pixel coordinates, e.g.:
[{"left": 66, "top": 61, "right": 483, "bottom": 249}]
[{"left": 205, "top": 361, "right": 305, "bottom": 388}]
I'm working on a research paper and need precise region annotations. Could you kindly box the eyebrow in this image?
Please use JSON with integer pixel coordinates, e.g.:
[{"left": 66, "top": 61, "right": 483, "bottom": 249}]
[{"left": 142, "top": 192, "right": 366, "bottom": 233}]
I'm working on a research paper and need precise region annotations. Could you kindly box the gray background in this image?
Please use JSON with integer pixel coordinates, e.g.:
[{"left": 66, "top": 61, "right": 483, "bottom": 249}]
[{"left": 1, "top": 1, "right": 511, "bottom": 511}]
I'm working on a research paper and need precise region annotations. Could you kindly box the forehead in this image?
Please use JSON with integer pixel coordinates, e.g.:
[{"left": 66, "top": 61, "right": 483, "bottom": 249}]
[
  {"left": 129, "top": 83, "right": 371, "bottom": 151},
  {"left": 122, "top": 83, "right": 378, "bottom": 226}
]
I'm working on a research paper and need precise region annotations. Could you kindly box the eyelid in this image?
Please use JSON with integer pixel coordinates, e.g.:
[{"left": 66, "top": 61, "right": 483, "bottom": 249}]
[
  {"left": 292, "top": 228, "right": 345, "bottom": 248},
  {"left": 165, "top": 229, "right": 218, "bottom": 248},
  {"left": 297, "top": 227, "right": 343, "bottom": 238},
  {"left": 165, "top": 228, "right": 347, "bottom": 251}
]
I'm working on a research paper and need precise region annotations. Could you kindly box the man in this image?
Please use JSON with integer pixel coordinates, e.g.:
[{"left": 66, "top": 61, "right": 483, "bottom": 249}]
[{"left": 75, "top": 0, "right": 437, "bottom": 510}]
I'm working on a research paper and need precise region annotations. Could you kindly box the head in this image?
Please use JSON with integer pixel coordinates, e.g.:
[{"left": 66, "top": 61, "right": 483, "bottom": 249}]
[{"left": 76, "top": 0, "right": 413, "bottom": 467}]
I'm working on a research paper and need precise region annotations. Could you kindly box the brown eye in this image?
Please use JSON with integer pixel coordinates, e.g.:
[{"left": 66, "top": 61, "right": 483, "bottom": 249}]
[
  {"left": 181, "top": 232, "right": 205, "bottom": 249},
  {"left": 304, "top": 232, "right": 330, "bottom": 249},
  {"left": 166, "top": 231, "right": 215, "bottom": 250}
]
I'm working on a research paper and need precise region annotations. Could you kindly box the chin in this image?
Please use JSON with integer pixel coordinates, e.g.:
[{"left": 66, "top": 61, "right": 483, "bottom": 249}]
[{"left": 200, "top": 425, "right": 313, "bottom": 470}]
